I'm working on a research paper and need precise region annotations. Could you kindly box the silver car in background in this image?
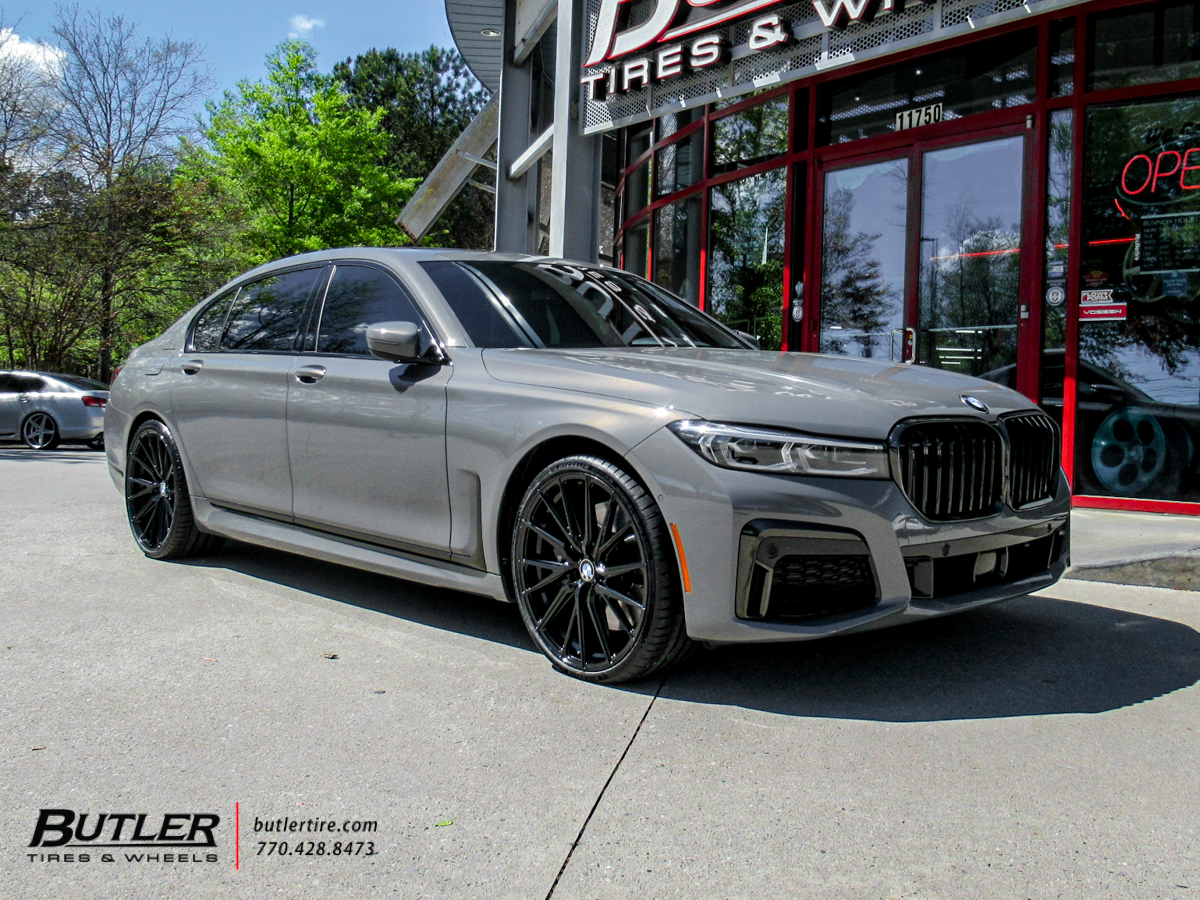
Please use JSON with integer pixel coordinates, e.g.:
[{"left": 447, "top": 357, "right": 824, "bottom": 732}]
[
  {"left": 105, "top": 249, "right": 1070, "bottom": 683},
  {"left": 0, "top": 370, "right": 109, "bottom": 450}
]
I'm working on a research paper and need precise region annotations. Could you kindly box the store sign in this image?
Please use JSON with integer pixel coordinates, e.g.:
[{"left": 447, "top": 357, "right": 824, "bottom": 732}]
[
  {"left": 1117, "top": 132, "right": 1200, "bottom": 208},
  {"left": 582, "top": 0, "right": 940, "bottom": 101},
  {"left": 580, "top": 0, "right": 1086, "bottom": 134},
  {"left": 1079, "top": 304, "right": 1128, "bottom": 321}
]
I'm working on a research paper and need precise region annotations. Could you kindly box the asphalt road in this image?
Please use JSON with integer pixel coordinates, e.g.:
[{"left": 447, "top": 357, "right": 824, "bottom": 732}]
[{"left": 2, "top": 447, "right": 1198, "bottom": 900}]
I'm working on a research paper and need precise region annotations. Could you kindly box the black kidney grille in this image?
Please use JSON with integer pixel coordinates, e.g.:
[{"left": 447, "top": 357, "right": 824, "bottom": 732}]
[
  {"left": 1003, "top": 413, "right": 1060, "bottom": 508},
  {"left": 895, "top": 421, "right": 1004, "bottom": 521}
]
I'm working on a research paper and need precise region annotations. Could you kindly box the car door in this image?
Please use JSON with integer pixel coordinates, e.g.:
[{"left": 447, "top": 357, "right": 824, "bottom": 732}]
[
  {"left": 169, "top": 266, "right": 325, "bottom": 518},
  {"left": 287, "top": 262, "right": 452, "bottom": 556}
]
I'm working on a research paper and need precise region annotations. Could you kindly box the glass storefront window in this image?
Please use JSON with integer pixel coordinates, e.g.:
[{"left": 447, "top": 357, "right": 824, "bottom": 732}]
[
  {"left": 1042, "top": 109, "right": 1074, "bottom": 412},
  {"left": 1079, "top": 98, "right": 1200, "bottom": 501},
  {"left": 625, "top": 158, "right": 651, "bottom": 216},
  {"left": 708, "top": 168, "right": 786, "bottom": 349},
  {"left": 819, "top": 33, "right": 1036, "bottom": 145},
  {"left": 1050, "top": 21, "right": 1075, "bottom": 98},
  {"left": 711, "top": 98, "right": 789, "bottom": 177},
  {"left": 654, "top": 196, "right": 703, "bottom": 306},
  {"left": 1090, "top": 2, "right": 1200, "bottom": 92},
  {"left": 656, "top": 130, "right": 704, "bottom": 197},
  {"left": 623, "top": 222, "right": 650, "bottom": 279}
]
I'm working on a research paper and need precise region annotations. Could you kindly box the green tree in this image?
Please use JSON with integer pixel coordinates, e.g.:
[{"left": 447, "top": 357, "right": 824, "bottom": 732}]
[
  {"left": 0, "top": 7, "right": 217, "bottom": 380},
  {"left": 333, "top": 46, "right": 493, "bottom": 249},
  {"left": 187, "top": 41, "right": 418, "bottom": 261}
]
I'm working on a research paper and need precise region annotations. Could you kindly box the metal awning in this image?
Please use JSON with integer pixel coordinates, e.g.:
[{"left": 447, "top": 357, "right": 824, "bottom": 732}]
[{"left": 445, "top": 0, "right": 505, "bottom": 92}]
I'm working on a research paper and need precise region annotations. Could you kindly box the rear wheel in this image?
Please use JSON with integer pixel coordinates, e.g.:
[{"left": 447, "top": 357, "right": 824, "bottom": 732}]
[
  {"left": 510, "top": 455, "right": 692, "bottom": 684},
  {"left": 21, "top": 412, "right": 60, "bottom": 450},
  {"left": 125, "top": 420, "right": 222, "bottom": 559}
]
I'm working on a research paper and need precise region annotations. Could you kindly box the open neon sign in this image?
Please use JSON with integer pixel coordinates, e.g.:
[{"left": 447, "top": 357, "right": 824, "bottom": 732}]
[{"left": 1119, "top": 147, "right": 1200, "bottom": 206}]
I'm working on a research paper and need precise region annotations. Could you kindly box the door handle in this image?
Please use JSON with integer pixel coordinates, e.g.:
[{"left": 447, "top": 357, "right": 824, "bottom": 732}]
[
  {"left": 181, "top": 359, "right": 204, "bottom": 375},
  {"left": 294, "top": 365, "right": 327, "bottom": 384}
]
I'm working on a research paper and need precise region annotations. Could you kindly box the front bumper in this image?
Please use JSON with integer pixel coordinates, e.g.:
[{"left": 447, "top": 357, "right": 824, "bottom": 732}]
[{"left": 626, "top": 426, "right": 1071, "bottom": 644}]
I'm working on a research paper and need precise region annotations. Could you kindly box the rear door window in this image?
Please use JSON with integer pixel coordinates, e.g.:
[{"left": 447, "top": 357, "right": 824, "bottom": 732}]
[
  {"left": 220, "top": 268, "right": 322, "bottom": 352},
  {"left": 315, "top": 265, "right": 427, "bottom": 356},
  {"left": 191, "top": 289, "right": 239, "bottom": 352}
]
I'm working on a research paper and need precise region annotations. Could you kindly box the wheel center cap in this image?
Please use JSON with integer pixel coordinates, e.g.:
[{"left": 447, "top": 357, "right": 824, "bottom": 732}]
[
  {"left": 578, "top": 560, "right": 596, "bottom": 583},
  {"left": 158, "top": 483, "right": 169, "bottom": 498}
]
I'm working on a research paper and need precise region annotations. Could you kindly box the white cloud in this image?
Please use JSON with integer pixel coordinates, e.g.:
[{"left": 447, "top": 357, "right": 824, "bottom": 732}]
[
  {"left": 288, "top": 15, "right": 326, "bottom": 39},
  {"left": 0, "top": 28, "right": 66, "bottom": 79}
]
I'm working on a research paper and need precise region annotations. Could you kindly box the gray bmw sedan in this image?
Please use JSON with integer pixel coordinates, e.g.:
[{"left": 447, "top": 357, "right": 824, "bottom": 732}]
[{"left": 106, "top": 249, "right": 1070, "bottom": 683}]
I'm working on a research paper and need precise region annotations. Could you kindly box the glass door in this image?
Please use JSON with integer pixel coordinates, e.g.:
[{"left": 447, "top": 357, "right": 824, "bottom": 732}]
[
  {"left": 815, "top": 133, "right": 1030, "bottom": 378},
  {"left": 916, "top": 135, "right": 1026, "bottom": 377},
  {"left": 819, "top": 157, "right": 910, "bottom": 361}
]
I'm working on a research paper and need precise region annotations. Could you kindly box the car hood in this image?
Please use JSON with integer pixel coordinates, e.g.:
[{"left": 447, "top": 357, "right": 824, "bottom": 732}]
[{"left": 480, "top": 348, "right": 1038, "bottom": 440}]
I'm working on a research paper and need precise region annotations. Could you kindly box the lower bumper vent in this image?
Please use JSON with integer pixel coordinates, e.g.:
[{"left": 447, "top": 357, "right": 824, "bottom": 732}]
[{"left": 738, "top": 522, "right": 879, "bottom": 622}]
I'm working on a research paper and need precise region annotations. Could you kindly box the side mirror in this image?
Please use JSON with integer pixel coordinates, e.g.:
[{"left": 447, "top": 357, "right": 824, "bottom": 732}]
[
  {"left": 733, "top": 329, "right": 761, "bottom": 350},
  {"left": 366, "top": 321, "right": 444, "bottom": 364}
]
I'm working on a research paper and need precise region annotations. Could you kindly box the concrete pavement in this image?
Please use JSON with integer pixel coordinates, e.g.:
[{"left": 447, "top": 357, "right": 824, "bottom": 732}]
[{"left": 1, "top": 447, "right": 1198, "bottom": 899}]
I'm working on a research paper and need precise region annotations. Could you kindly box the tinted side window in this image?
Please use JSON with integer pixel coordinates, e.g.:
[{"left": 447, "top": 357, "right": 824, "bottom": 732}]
[
  {"left": 316, "top": 265, "right": 425, "bottom": 356},
  {"left": 0, "top": 374, "right": 17, "bottom": 393},
  {"left": 14, "top": 375, "right": 45, "bottom": 392},
  {"left": 192, "top": 289, "right": 238, "bottom": 352},
  {"left": 221, "top": 269, "right": 320, "bottom": 352},
  {"left": 420, "top": 260, "right": 522, "bottom": 348}
]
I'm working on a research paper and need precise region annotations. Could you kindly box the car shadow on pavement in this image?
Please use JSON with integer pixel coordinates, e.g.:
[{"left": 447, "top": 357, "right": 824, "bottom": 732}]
[
  {"left": 662, "top": 593, "right": 1200, "bottom": 721},
  {"left": 182, "top": 541, "right": 535, "bottom": 653},
  {"left": 0, "top": 446, "right": 104, "bottom": 462},
  {"left": 178, "top": 542, "right": 1200, "bottom": 720}
]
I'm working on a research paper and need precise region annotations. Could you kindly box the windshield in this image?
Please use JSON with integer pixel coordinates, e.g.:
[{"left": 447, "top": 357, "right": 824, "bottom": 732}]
[{"left": 421, "top": 259, "right": 749, "bottom": 350}]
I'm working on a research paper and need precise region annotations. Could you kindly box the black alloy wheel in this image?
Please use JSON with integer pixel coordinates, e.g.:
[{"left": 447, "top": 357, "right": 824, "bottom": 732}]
[
  {"left": 125, "top": 419, "right": 220, "bottom": 559},
  {"left": 21, "top": 412, "right": 60, "bottom": 450},
  {"left": 510, "top": 455, "right": 692, "bottom": 683}
]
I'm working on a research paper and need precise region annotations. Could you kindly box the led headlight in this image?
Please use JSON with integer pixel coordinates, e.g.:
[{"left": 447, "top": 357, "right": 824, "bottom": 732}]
[{"left": 668, "top": 419, "right": 890, "bottom": 478}]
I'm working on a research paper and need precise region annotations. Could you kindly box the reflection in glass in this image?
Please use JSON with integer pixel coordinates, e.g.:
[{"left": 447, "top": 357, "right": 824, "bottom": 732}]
[
  {"left": 711, "top": 98, "right": 788, "bottom": 176},
  {"left": 317, "top": 266, "right": 424, "bottom": 356},
  {"left": 221, "top": 269, "right": 319, "bottom": 352},
  {"left": 917, "top": 136, "right": 1024, "bottom": 376},
  {"left": 656, "top": 130, "right": 704, "bottom": 197},
  {"left": 1040, "top": 110, "right": 1073, "bottom": 409},
  {"left": 708, "top": 168, "right": 786, "bottom": 349},
  {"left": 1078, "top": 98, "right": 1200, "bottom": 501},
  {"left": 624, "top": 222, "right": 649, "bottom": 278},
  {"left": 820, "top": 159, "right": 908, "bottom": 360},
  {"left": 1090, "top": 2, "right": 1200, "bottom": 92},
  {"left": 819, "top": 33, "right": 1036, "bottom": 145},
  {"left": 654, "top": 196, "right": 703, "bottom": 306}
]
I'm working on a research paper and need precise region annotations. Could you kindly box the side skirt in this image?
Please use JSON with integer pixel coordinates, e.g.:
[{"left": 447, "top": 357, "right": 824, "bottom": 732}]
[{"left": 193, "top": 498, "right": 509, "bottom": 602}]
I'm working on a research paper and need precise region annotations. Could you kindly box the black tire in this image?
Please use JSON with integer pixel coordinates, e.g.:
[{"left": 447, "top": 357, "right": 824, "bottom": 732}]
[
  {"left": 21, "top": 412, "right": 61, "bottom": 450},
  {"left": 125, "top": 419, "right": 222, "bottom": 559},
  {"left": 510, "top": 455, "right": 693, "bottom": 684}
]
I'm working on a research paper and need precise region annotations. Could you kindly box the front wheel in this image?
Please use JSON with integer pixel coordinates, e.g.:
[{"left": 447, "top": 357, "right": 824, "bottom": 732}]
[
  {"left": 21, "top": 412, "right": 60, "bottom": 450},
  {"left": 510, "top": 455, "right": 692, "bottom": 684},
  {"left": 125, "top": 419, "right": 221, "bottom": 559}
]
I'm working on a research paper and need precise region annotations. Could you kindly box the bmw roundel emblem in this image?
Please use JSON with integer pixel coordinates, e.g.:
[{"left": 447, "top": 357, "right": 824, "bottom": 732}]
[{"left": 961, "top": 395, "right": 989, "bottom": 413}]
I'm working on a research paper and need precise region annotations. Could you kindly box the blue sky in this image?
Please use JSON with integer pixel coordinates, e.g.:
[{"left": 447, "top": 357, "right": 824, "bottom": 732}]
[{"left": 8, "top": 1, "right": 460, "bottom": 101}]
